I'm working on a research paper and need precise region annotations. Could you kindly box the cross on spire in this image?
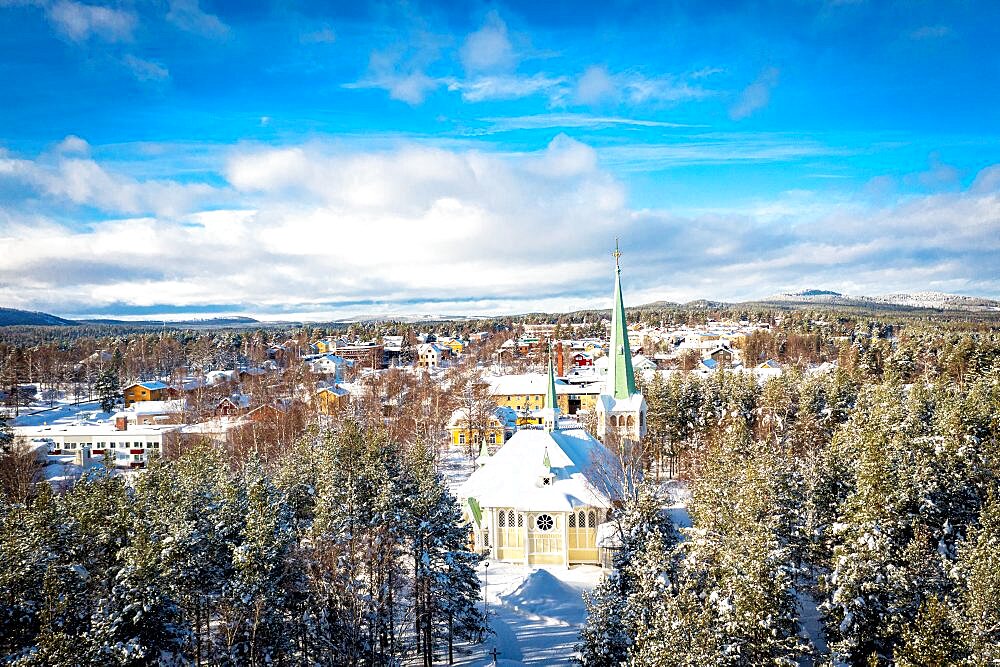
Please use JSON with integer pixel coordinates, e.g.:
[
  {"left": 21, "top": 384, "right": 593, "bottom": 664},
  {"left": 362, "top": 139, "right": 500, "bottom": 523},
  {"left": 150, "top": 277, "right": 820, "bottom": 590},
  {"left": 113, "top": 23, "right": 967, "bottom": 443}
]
[{"left": 612, "top": 237, "right": 622, "bottom": 270}]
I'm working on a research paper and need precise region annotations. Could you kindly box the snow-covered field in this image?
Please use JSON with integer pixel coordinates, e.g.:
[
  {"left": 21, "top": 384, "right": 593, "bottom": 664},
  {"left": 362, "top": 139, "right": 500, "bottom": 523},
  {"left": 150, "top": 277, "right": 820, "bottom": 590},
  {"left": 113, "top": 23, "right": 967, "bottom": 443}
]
[
  {"left": 8, "top": 400, "right": 110, "bottom": 427},
  {"left": 456, "top": 562, "right": 603, "bottom": 666}
]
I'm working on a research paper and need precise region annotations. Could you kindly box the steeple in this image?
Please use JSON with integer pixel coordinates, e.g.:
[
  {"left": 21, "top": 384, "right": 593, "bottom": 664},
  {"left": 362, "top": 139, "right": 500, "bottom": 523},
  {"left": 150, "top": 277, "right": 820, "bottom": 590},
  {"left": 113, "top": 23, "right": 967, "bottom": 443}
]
[
  {"left": 607, "top": 239, "right": 637, "bottom": 400},
  {"left": 542, "top": 340, "right": 560, "bottom": 431}
]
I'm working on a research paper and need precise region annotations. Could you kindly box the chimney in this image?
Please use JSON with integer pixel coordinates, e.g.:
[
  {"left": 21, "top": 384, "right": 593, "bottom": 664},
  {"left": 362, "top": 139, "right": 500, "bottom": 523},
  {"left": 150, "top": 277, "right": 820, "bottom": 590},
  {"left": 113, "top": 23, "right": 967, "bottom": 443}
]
[
  {"left": 556, "top": 342, "right": 565, "bottom": 377},
  {"left": 115, "top": 416, "right": 128, "bottom": 431}
]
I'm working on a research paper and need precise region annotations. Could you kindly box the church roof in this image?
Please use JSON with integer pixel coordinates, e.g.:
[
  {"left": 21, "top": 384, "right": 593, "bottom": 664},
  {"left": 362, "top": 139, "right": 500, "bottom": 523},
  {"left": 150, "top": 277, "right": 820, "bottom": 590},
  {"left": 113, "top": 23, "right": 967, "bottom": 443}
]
[{"left": 457, "top": 425, "right": 619, "bottom": 512}]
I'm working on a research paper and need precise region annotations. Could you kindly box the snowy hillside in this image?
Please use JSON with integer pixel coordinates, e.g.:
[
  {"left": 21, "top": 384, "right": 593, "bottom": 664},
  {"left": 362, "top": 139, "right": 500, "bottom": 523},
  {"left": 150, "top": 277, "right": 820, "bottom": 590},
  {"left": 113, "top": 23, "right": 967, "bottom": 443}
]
[{"left": 764, "top": 289, "right": 1000, "bottom": 311}]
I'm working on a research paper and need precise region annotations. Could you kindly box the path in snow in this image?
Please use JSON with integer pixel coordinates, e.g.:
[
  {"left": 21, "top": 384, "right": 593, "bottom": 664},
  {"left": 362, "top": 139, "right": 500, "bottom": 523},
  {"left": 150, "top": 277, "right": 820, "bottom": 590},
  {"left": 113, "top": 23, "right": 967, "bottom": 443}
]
[{"left": 454, "top": 563, "right": 603, "bottom": 666}]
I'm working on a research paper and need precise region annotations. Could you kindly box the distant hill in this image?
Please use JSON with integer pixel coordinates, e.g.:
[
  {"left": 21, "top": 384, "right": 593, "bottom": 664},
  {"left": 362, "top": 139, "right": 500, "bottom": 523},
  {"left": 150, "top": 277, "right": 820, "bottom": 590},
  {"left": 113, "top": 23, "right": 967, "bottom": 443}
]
[
  {"left": 77, "top": 316, "right": 262, "bottom": 328},
  {"left": 0, "top": 307, "right": 77, "bottom": 326},
  {"left": 758, "top": 290, "right": 1000, "bottom": 312}
]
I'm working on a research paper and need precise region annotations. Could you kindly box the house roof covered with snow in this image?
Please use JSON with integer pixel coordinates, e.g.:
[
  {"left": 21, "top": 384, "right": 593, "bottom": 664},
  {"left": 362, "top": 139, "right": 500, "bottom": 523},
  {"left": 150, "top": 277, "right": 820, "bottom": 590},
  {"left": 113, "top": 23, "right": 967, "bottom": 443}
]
[
  {"left": 457, "top": 425, "right": 619, "bottom": 512},
  {"left": 127, "top": 380, "right": 168, "bottom": 391},
  {"left": 131, "top": 399, "right": 185, "bottom": 415}
]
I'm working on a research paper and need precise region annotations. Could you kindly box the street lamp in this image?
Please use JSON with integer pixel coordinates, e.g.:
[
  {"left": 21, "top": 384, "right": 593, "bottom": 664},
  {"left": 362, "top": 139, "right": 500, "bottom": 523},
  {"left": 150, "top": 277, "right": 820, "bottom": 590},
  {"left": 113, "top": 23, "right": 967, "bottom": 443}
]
[{"left": 483, "top": 559, "right": 490, "bottom": 620}]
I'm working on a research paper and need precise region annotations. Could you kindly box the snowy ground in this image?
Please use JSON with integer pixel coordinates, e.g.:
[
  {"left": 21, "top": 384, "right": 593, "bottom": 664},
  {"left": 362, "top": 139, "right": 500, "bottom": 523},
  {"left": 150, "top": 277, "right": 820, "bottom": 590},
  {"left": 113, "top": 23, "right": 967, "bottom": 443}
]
[
  {"left": 6, "top": 398, "right": 110, "bottom": 427},
  {"left": 438, "top": 444, "right": 477, "bottom": 493},
  {"left": 454, "top": 562, "right": 603, "bottom": 666}
]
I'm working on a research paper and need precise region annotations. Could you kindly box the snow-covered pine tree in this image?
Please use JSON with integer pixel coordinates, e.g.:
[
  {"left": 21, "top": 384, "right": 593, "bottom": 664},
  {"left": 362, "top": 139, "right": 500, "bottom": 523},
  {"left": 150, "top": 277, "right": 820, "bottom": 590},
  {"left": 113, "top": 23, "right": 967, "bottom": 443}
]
[
  {"left": 135, "top": 443, "right": 236, "bottom": 665},
  {"left": 824, "top": 377, "right": 995, "bottom": 665},
  {"left": 217, "top": 458, "right": 297, "bottom": 666},
  {"left": 0, "top": 484, "right": 79, "bottom": 661},
  {"left": 954, "top": 491, "right": 1000, "bottom": 664},
  {"left": 405, "top": 439, "right": 485, "bottom": 666},
  {"left": 578, "top": 483, "right": 676, "bottom": 666},
  {"left": 94, "top": 367, "right": 120, "bottom": 414}
]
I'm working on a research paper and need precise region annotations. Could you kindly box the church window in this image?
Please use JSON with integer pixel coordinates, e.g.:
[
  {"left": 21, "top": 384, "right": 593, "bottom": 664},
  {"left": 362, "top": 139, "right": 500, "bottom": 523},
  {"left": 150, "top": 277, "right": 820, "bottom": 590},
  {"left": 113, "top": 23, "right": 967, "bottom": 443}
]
[
  {"left": 535, "top": 514, "right": 554, "bottom": 532},
  {"left": 627, "top": 415, "right": 635, "bottom": 428},
  {"left": 498, "top": 511, "right": 506, "bottom": 528},
  {"left": 568, "top": 513, "right": 576, "bottom": 528},
  {"left": 517, "top": 513, "right": 524, "bottom": 527},
  {"left": 588, "top": 510, "right": 597, "bottom": 528}
]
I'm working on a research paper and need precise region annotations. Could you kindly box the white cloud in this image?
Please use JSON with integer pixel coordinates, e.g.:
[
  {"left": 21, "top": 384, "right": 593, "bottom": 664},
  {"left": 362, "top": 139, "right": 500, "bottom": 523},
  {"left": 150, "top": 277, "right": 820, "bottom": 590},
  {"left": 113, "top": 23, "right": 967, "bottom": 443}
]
[
  {"left": 0, "top": 143, "right": 218, "bottom": 216},
  {"left": 909, "top": 152, "right": 960, "bottom": 190},
  {"left": 461, "top": 11, "right": 516, "bottom": 74},
  {"left": 2, "top": 138, "right": 998, "bottom": 318},
  {"left": 451, "top": 73, "right": 567, "bottom": 103},
  {"left": 346, "top": 47, "right": 444, "bottom": 105},
  {"left": 730, "top": 67, "right": 780, "bottom": 120},
  {"left": 46, "top": 0, "right": 136, "bottom": 42},
  {"left": 123, "top": 54, "right": 170, "bottom": 82},
  {"left": 575, "top": 66, "right": 715, "bottom": 106},
  {"left": 479, "top": 114, "right": 701, "bottom": 132},
  {"left": 166, "top": 0, "right": 229, "bottom": 38},
  {"left": 55, "top": 135, "right": 89, "bottom": 155},
  {"left": 576, "top": 65, "right": 615, "bottom": 104}
]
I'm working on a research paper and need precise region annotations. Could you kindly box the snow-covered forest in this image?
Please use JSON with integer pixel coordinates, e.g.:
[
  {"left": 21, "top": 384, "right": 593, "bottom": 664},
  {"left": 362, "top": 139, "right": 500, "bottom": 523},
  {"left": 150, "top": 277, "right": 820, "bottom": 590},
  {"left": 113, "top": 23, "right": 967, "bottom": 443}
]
[
  {"left": 0, "top": 423, "right": 485, "bottom": 665},
  {"left": 580, "top": 326, "right": 1000, "bottom": 665}
]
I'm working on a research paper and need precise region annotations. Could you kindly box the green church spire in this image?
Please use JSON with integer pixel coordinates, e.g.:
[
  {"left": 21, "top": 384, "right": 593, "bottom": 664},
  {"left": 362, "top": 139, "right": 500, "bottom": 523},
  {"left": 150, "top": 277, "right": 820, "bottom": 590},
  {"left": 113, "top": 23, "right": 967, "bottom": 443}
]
[{"left": 607, "top": 240, "right": 637, "bottom": 400}]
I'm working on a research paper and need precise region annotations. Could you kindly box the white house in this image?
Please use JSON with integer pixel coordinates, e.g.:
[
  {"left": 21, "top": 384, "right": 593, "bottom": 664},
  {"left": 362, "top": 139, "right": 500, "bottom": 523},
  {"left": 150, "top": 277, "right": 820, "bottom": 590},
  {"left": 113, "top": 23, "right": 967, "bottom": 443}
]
[
  {"left": 417, "top": 343, "right": 447, "bottom": 369},
  {"left": 307, "top": 353, "right": 350, "bottom": 380}
]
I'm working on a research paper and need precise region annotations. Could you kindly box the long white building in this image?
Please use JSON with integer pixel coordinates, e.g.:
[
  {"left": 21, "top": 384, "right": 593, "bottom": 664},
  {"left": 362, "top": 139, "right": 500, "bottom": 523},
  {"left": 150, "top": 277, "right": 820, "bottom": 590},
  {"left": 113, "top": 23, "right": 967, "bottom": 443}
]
[{"left": 13, "top": 422, "right": 182, "bottom": 468}]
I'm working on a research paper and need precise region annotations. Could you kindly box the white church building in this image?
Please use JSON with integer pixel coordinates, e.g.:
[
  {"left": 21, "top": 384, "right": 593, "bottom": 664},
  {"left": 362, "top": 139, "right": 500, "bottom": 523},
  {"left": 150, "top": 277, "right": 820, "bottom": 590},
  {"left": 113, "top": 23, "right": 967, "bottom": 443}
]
[{"left": 458, "top": 246, "right": 644, "bottom": 566}]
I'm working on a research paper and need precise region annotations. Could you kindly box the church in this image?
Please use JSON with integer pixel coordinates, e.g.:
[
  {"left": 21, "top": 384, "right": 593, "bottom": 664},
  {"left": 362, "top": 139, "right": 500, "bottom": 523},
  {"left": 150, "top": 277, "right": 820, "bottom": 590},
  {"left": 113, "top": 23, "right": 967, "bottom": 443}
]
[{"left": 458, "top": 245, "right": 646, "bottom": 566}]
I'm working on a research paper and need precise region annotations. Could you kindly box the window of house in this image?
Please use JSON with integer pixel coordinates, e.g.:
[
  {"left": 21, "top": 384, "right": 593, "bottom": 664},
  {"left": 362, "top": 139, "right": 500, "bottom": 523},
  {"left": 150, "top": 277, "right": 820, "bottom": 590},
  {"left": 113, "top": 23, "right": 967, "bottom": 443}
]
[
  {"left": 535, "top": 514, "right": 554, "bottom": 532},
  {"left": 488, "top": 433, "right": 496, "bottom": 444},
  {"left": 458, "top": 433, "right": 465, "bottom": 444}
]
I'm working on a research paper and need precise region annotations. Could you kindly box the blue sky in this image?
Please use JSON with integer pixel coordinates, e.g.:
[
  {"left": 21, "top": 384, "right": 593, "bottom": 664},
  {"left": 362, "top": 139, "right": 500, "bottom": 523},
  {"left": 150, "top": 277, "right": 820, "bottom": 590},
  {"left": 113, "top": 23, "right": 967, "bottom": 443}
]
[{"left": 1, "top": 0, "right": 998, "bottom": 319}]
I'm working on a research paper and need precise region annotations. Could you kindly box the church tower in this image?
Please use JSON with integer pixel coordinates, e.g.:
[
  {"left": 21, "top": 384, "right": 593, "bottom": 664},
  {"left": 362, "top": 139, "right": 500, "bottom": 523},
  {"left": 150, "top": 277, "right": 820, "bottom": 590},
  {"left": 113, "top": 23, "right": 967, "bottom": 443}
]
[{"left": 596, "top": 241, "right": 647, "bottom": 442}]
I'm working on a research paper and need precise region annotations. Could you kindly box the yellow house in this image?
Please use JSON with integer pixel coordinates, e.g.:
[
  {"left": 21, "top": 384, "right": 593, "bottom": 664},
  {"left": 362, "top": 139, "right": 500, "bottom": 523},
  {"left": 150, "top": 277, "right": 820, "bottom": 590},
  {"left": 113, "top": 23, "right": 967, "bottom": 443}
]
[
  {"left": 449, "top": 408, "right": 507, "bottom": 449},
  {"left": 445, "top": 339, "right": 466, "bottom": 355},
  {"left": 314, "top": 339, "right": 335, "bottom": 354},
  {"left": 314, "top": 386, "right": 349, "bottom": 414},
  {"left": 489, "top": 374, "right": 601, "bottom": 417},
  {"left": 123, "top": 381, "right": 168, "bottom": 408}
]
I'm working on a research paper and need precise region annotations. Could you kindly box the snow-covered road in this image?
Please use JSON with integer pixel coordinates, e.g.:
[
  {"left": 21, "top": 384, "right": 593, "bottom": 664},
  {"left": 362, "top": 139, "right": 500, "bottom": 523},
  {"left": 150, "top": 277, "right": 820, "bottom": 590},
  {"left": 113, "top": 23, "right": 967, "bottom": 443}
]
[{"left": 456, "top": 563, "right": 603, "bottom": 666}]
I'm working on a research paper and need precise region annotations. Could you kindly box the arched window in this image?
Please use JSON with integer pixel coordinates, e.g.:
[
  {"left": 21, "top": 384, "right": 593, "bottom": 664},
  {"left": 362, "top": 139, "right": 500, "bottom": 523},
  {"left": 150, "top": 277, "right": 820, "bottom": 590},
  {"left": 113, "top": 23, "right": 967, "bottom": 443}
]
[
  {"left": 588, "top": 510, "right": 597, "bottom": 528},
  {"left": 498, "top": 511, "right": 506, "bottom": 528},
  {"left": 568, "top": 513, "right": 576, "bottom": 528},
  {"left": 626, "top": 415, "right": 635, "bottom": 428}
]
